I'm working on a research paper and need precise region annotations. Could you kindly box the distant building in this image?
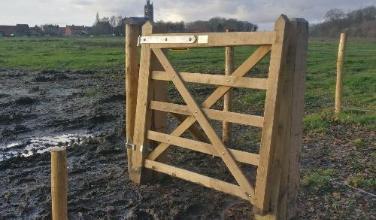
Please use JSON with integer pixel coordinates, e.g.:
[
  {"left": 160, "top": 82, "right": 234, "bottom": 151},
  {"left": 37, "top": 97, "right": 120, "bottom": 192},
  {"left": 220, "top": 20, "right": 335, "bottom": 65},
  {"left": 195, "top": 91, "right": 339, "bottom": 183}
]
[
  {"left": 65, "top": 25, "right": 91, "bottom": 36},
  {"left": 41, "top": 25, "right": 61, "bottom": 36},
  {"left": 0, "top": 24, "right": 29, "bottom": 37},
  {"left": 29, "top": 26, "right": 43, "bottom": 36}
]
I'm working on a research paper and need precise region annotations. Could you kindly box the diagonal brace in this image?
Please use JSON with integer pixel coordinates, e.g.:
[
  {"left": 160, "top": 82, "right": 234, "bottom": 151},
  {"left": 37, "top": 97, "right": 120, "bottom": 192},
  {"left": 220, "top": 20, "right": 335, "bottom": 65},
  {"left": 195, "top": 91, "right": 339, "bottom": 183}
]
[
  {"left": 151, "top": 48, "right": 255, "bottom": 200},
  {"left": 147, "top": 45, "right": 271, "bottom": 161}
]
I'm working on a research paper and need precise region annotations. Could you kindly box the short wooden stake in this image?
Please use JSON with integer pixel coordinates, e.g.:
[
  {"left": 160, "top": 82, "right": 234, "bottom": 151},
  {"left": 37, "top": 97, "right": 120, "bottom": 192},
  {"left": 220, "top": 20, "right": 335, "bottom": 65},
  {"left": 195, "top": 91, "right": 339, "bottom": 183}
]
[
  {"left": 335, "top": 32, "right": 347, "bottom": 116},
  {"left": 222, "top": 29, "right": 234, "bottom": 144},
  {"left": 51, "top": 147, "right": 68, "bottom": 220}
]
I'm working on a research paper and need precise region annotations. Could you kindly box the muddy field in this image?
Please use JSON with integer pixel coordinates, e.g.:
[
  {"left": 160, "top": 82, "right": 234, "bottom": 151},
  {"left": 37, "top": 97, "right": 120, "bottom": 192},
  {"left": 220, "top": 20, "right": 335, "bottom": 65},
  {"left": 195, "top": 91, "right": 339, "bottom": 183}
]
[
  {"left": 0, "top": 69, "right": 375, "bottom": 219},
  {"left": 0, "top": 69, "right": 123, "bottom": 160}
]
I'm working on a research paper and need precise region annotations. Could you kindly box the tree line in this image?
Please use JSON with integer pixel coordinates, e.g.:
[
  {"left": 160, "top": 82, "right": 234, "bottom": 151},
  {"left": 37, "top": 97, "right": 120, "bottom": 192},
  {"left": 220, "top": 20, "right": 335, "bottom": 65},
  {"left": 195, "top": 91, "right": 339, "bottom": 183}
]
[
  {"left": 92, "top": 14, "right": 258, "bottom": 36},
  {"left": 310, "top": 6, "right": 376, "bottom": 38},
  {"left": 154, "top": 18, "right": 258, "bottom": 33}
]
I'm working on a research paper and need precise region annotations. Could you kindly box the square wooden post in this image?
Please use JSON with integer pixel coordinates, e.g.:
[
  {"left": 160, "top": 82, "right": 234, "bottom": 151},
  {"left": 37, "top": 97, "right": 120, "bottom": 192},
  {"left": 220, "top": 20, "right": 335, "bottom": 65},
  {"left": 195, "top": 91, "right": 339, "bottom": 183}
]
[
  {"left": 128, "top": 21, "right": 168, "bottom": 184},
  {"left": 277, "top": 18, "right": 308, "bottom": 220},
  {"left": 125, "top": 21, "right": 142, "bottom": 175},
  {"left": 223, "top": 29, "right": 234, "bottom": 144},
  {"left": 128, "top": 22, "right": 154, "bottom": 184},
  {"left": 254, "top": 16, "right": 308, "bottom": 220}
]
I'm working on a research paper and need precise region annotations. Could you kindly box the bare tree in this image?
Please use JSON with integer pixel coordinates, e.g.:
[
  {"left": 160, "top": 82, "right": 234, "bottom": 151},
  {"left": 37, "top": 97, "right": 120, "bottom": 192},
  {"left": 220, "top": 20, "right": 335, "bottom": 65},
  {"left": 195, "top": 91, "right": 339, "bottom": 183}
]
[{"left": 324, "top": 9, "right": 346, "bottom": 21}]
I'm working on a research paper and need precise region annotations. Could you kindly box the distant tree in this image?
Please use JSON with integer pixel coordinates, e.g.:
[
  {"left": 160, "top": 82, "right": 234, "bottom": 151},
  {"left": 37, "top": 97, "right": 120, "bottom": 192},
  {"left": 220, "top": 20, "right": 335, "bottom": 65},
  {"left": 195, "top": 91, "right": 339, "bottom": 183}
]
[
  {"left": 186, "top": 17, "right": 257, "bottom": 32},
  {"left": 101, "top": 17, "right": 110, "bottom": 23},
  {"left": 324, "top": 9, "right": 346, "bottom": 22},
  {"left": 109, "top": 16, "right": 123, "bottom": 27},
  {"left": 311, "top": 6, "right": 376, "bottom": 37},
  {"left": 91, "top": 13, "right": 113, "bottom": 35},
  {"left": 113, "top": 18, "right": 126, "bottom": 36},
  {"left": 154, "top": 21, "right": 185, "bottom": 33}
]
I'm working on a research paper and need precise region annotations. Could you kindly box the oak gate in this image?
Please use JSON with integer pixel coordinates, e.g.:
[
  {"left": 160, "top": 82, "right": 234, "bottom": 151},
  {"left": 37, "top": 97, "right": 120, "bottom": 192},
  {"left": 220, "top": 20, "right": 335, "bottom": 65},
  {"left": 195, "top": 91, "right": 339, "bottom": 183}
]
[{"left": 125, "top": 15, "right": 308, "bottom": 219}]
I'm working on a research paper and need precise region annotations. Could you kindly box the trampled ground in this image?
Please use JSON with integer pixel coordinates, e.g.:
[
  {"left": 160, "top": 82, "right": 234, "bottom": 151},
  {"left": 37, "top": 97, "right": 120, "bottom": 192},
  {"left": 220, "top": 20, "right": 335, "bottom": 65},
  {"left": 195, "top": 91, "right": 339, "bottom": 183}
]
[{"left": 0, "top": 37, "right": 375, "bottom": 219}]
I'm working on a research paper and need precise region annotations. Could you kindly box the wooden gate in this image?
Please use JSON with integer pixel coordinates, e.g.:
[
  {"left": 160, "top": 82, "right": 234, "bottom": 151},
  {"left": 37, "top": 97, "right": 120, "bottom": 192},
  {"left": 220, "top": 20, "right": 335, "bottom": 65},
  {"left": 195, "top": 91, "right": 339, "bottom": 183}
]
[{"left": 125, "top": 15, "right": 308, "bottom": 219}]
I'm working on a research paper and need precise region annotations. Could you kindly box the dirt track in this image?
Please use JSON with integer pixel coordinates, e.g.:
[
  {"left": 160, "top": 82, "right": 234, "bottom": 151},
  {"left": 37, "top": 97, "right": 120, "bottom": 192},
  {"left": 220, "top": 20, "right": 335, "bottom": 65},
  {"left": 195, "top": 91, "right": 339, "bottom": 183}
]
[{"left": 0, "top": 69, "right": 374, "bottom": 219}]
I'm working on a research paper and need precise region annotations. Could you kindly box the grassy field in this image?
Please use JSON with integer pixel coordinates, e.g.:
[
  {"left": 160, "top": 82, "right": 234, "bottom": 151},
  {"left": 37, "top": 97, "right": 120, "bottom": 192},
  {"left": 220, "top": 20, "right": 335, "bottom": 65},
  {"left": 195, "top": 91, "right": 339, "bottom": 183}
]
[{"left": 0, "top": 36, "right": 374, "bottom": 125}]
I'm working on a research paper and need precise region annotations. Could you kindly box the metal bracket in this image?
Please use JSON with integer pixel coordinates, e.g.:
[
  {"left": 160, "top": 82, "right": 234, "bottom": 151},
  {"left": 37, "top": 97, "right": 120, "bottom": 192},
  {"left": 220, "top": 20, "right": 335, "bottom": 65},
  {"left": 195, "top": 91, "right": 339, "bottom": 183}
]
[
  {"left": 139, "top": 35, "right": 196, "bottom": 44},
  {"left": 126, "top": 141, "right": 136, "bottom": 151},
  {"left": 138, "top": 35, "right": 209, "bottom": 45},
  {"left": 197, "top": 35, "right": 209, "bottom": 44}
]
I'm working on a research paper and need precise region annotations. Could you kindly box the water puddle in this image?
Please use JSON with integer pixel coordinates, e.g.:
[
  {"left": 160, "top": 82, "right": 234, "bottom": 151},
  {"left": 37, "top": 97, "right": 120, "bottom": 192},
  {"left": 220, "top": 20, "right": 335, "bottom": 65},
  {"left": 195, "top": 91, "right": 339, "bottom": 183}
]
[{"left": 0, "top": 133, "right": 92, "bottom": 161}]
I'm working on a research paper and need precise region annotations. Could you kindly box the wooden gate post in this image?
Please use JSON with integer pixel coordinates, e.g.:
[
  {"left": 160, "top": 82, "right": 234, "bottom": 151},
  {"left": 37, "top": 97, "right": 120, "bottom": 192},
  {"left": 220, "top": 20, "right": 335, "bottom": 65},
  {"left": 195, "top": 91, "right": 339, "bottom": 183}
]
[
  {"left": 223, "top": 29, "right": 234, "bottom": 144},
  {"left": 125, "top": 21, "right": 142, "bottom": 174},
  {"left": 51, "top": 147, "right": 68, "bottom": 220},
  {"left": 278, "top": 18, "right": 309, "bottom": 220},
  {"left": 335, "top": 32, "right": 347, "bottom": 116},
  {"left": 254, "top": 16, "right": 308, "bottom": 220},
  {"left": 129, "top": 21, "right": 169, "bottom": 184}
]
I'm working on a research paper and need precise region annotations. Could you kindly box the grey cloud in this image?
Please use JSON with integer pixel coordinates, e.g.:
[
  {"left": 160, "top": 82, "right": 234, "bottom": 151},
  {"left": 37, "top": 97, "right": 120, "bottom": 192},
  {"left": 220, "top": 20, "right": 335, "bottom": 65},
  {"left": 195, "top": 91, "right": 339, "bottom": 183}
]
[
  {"left": 0, "top": 0, "right": 374, "bottom": 29},
  {"left": 71, "top": 0, "right": 96, "bottom": 6}
]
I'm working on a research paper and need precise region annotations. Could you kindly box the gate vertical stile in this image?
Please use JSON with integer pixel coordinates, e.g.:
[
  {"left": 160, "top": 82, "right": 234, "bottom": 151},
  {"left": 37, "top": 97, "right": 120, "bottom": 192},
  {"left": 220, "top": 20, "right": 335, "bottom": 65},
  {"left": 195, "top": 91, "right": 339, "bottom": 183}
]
[
  {"left": 254, "top": 15, "right": 290, "bottom": 215},
  {"left": 126, "top": 15, "right": 308, "bottom": 220},
  {"left": 129, "top": 22, "right": 154, "bottom": 184},
  {"left": 125, "top": 21, "right": 142, "bottom": 175}
]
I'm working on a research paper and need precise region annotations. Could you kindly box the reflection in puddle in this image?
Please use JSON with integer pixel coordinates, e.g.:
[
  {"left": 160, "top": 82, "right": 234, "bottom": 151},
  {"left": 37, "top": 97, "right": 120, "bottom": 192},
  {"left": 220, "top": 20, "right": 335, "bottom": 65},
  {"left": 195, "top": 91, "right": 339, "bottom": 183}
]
[{"left": 0, "top": 133, "right": 92, "bottom": 161}]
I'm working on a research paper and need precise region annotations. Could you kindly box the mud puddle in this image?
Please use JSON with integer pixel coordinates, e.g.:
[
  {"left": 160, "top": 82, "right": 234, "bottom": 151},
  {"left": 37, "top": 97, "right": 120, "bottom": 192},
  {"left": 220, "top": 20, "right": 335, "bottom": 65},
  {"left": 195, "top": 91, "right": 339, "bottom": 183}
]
[
  {"left": 0, "top": 69, "right": 124, "bottom": 160},
  {"left": 0, "top": 133, "right": 92, "bottom": 161}
]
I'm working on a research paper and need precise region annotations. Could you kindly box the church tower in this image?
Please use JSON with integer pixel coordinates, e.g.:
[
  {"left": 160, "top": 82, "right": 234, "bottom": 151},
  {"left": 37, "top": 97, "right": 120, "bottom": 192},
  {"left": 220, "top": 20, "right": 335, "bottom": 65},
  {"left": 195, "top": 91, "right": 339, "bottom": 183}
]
[{"left": 144, "top": 0, "right": 154, "bottom": 22}]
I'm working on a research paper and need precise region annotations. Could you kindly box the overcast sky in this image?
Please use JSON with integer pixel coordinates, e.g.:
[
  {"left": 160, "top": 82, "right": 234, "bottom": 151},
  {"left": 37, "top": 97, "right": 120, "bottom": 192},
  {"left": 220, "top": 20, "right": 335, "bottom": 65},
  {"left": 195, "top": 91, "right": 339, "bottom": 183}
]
[{"left": 0, "top": 0, "right": 374, "bottom": 30}]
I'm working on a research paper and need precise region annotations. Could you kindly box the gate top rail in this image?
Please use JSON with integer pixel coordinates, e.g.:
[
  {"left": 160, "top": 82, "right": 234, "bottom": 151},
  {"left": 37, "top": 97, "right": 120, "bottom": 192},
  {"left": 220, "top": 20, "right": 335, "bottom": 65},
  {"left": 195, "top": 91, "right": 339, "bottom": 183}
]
[{"left": 138, "top": 31, "right": 276, "bottom": 48}]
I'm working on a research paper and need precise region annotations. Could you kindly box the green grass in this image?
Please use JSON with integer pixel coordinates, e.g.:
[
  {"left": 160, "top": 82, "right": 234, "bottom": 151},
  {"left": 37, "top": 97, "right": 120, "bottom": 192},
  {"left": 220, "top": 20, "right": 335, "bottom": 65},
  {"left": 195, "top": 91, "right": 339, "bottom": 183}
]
[
  {"left": 347, "top": 174, "right": 376, "bottom": 190},
  {"left": 0, "top": 36, "right": 375, "bottom": 128},
  {"left": 0, "top": 37, "right": 124, "bottom": 71},
  {"left": 302, "top": 168, "right": 336, "bottom": 192}
]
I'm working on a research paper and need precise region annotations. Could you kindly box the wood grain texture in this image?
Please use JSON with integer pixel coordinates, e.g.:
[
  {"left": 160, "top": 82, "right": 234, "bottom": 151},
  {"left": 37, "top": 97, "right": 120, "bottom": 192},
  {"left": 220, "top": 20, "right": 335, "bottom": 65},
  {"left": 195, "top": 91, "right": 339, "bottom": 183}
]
[
  {"left": 152, "top": 48, "right": 255, "bottom": 200},
  {"left": 281, "top": 18, "right": 308, "bottom": 220},
  {"left": 335, "top": 32, "right": 347, "bottom": 115},
  {"left": 125, "top": 23, "right": 142, "bottom": 174},
  {"left": 144, "top": 159, "right": 251, "bottom": 201},
  {"left": 130, "top": 21, "right": 153, "bottom": 184},
  {"left": 254, "top": 15, "right": 290, "bottom": 214},
  {"left": 51, "top": 148, "right": 68, "bottom": 220},
  {"left": 147, "top": 130, "right": 260, "bottom": 166},
  {"left": 150, "top": 101, "right": 264, "bottom": 127},
  {"left": 223, "top": 32, "right": 234, "bottom": 144},
  {"left": 147, "top": 46, "right": 271, "bottom": 161},
  {"left": 151, "top": 71, "right": 268, "bottom": 90}
]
